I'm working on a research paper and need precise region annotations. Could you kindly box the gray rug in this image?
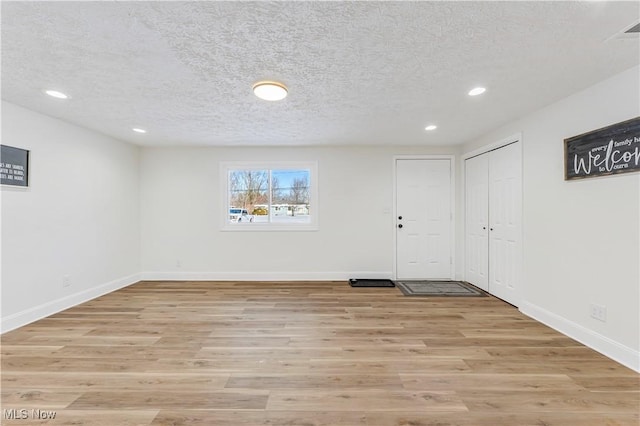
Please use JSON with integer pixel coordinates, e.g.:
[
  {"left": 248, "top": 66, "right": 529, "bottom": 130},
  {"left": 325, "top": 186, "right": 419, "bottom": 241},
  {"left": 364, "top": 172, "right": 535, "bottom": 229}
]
[{"left": 395, "top": 280, "right": 486, "bottom": 297}]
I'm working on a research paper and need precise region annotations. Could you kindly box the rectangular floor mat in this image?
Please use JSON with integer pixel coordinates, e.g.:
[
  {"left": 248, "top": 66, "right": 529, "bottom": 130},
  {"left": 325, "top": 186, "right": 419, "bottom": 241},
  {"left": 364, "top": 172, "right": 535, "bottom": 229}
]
[
  {"left": 348, "top": 279, "right": 395, "bottom": 287},
  {"left": 395, "top": 280, "right": 486, "bottom": 296}
]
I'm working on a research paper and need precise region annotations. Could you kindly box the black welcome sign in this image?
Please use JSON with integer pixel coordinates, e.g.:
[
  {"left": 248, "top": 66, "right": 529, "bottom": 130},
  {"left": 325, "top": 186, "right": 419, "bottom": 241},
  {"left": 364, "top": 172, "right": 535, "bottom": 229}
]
[{"left": 564, "top": 117, "right": 640, "bottom": 180}]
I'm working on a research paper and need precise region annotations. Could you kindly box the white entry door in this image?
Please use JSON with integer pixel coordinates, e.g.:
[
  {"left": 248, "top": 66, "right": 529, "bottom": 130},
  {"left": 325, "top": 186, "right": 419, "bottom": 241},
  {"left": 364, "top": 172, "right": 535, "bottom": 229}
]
[
  {"left": 465, "top": 154, "right": 489, "bottom": 291},
  {"left": 396, "top": 159, "right": 452, "bottom": 280},
  {"left": 488, "top": 142, "right": 522, "bottom": 305}
]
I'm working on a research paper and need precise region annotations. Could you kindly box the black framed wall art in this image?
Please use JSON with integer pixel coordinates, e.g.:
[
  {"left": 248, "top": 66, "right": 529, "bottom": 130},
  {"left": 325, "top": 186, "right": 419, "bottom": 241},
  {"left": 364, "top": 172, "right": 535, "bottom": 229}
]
[
  {"left": 1, "top": 145, "right": 30, "bottom": 187},
  {"left": 564, "top": 117, "right": 640, "bottom": 180}
]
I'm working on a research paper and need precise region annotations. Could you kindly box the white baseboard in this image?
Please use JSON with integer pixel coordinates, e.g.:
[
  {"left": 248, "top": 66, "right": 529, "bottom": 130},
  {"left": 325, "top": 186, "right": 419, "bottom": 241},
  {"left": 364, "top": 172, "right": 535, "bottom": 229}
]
[
  {"left": 5, "top": 273, "right": 636, "bottom": 373},
  {"left": 520, "top": 301, "right": 639, "bottom": 373},
  {"left": 140, "top": 271, "right": 392, "bottom": 282},
  {"left": 0, "top": 273, "right": 141, "bottom": 334}
]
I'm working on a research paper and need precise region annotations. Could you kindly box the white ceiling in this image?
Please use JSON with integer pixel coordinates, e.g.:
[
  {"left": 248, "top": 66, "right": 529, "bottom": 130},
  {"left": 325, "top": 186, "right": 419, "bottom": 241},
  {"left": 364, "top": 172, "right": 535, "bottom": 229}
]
[{"left": 2, "top": 1, "right": 639, "bottom": 147}]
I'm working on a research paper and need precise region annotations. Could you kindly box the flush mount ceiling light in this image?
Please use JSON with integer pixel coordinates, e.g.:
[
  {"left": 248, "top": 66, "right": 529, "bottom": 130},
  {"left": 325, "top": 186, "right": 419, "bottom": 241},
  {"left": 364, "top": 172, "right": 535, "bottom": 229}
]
[
  {"left": 468, "top": 87, "right": 486, "bottom": 96},
  {"left": 253, "top": 81, "right": 288, "bottom": 101},
  {"left": 132, "top": 128, "right": 147, "bottom": 134},
  {"left": 425, "top": 125, "right": 437, "bottom": 131},
  {"left": 44, "top": 89, "right": 69, "bottom": 99}
]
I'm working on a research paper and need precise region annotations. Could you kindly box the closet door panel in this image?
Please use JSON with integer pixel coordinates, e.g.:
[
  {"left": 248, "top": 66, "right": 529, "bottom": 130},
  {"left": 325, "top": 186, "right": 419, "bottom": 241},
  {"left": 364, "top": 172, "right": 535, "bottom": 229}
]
[
  {"left": 488, "top": 142, "right": 522, "bottom": 306},
  {"left": 465, "top": 154, "right": 489, "bottom": 290}
]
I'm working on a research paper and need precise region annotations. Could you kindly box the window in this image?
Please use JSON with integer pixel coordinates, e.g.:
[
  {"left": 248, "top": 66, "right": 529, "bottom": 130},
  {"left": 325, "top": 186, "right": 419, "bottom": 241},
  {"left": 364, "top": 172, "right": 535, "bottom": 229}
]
[{"left": 221, "top": 161, "right": 318, "bottom": 230}]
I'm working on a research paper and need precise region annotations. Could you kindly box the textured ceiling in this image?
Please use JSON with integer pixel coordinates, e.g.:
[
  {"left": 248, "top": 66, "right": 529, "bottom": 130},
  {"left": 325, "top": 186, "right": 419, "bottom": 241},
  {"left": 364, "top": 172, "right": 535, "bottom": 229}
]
[{"left": 2, "top": 1, "right": 639, "bottom": 147}]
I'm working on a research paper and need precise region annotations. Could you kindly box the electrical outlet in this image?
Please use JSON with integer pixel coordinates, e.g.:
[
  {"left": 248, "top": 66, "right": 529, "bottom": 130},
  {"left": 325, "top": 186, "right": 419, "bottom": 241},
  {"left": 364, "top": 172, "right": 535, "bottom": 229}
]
[
  {"left": 590, "top": 303, "right": 607, "bottom": 322},
  {"left": 62, "top": 275, "right": 71, "bottom": 288}
]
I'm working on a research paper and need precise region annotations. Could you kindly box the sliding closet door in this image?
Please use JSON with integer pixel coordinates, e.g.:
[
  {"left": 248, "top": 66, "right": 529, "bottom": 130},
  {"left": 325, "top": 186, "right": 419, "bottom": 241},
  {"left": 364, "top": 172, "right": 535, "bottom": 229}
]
[
  {"left": 465, "top": 154, "right": 489, "bottom": 291},
  {"left": 465, "top": 141, "right": 522, "bottom": 306},
  {"left": 488, "top": 142, "right": 522, "bottom": 306}
]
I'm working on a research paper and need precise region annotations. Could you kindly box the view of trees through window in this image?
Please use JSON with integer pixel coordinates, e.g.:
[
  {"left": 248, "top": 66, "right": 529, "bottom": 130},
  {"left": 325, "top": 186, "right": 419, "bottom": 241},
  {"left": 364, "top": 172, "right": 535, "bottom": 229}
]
[{"left": 229, "top": 169, "right": 311, "bottom": 223}]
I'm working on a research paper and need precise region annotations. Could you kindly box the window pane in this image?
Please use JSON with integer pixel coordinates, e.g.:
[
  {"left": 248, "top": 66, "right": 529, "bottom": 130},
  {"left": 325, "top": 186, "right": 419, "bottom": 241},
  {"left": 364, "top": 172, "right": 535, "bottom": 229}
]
[
  {"left": 223, "top": 163, "right": 316, "bottom": 229},
  {"left": 229, "top": 170, "right": 268, "bottom": 223},
  {"left": 271, "top": 169, "right": 311, "bottom": 224}
]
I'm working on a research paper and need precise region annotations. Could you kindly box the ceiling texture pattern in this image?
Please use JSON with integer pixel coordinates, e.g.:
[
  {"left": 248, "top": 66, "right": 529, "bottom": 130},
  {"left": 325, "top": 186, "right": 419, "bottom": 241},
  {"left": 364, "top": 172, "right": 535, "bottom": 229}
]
[{"left": 2, "top": 1, "right": 639, "bottom": 147}]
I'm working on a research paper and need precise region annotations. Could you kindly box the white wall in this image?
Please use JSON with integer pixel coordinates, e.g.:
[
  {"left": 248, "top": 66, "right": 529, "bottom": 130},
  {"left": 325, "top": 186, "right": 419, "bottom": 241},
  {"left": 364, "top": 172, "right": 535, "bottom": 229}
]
[
  {"left": 462, "top": 65, "right": 640, "bottom": 371},
  {"left": 140, "top": 145, "right": 463, "bottom": 281},
  {"left": 1, "top": 101, "right": 141, "bottom": 332}
]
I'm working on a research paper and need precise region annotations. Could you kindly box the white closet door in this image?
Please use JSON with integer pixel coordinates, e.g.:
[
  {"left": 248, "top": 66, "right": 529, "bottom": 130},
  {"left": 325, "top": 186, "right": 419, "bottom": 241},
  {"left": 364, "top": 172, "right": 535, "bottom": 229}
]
[
  {"left": 396, "top": 159, "right": 452, "bottom": 280},
  {"left": 488, "top": 142, "right": 522, "bottom": 306},
  {"left": 465, "top": 154, "right": 489, "bottom": 291}
]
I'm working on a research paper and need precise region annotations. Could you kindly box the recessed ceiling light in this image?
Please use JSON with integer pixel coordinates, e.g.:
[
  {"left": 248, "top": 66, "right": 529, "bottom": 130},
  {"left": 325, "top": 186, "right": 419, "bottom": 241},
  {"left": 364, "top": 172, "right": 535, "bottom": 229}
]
[
  {"left": 253, "top": 81, "right": 288, "bottom": 101},
  {"left": 44, "top": 89, "right": 69, "bottom": 99},
  {"left": 425, "top": 125, "right": 437, "bottom": 131},
  {"left": 468, "top": 87, "right": 486, "bottom": 96},
  {"left": 132, "top": 128, "right": 147, "bottom": 134}
]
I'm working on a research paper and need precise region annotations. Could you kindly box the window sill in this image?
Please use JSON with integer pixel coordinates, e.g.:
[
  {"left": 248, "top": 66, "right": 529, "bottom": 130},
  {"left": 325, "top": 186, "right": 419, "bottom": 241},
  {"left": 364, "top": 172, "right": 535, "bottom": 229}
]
[{"left": 220, "top": 223, "right": 319, "bottom": 232}]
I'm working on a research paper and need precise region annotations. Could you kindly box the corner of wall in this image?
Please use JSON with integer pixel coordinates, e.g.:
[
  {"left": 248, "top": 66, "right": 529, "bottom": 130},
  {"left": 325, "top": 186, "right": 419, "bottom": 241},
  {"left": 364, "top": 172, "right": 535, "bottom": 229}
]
[{"left": 1, "top": 273, "right": 141, "bottom": 333}]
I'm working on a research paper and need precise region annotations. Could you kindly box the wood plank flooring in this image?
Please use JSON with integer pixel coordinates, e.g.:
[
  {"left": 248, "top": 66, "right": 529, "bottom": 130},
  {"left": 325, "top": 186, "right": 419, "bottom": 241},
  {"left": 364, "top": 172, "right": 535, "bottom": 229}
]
[{"left": 1, "top": 281, "right": 638, "bottom": 425}]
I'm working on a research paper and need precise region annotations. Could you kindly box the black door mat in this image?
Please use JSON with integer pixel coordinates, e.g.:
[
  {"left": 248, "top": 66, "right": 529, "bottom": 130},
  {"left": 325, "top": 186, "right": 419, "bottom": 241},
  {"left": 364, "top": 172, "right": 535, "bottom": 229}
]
[
  {"left": 349, "top": 279, "right": 395, "bottom": 287},
  {"left": 395, "top": 280, "right": 486, "bottom": 296}
]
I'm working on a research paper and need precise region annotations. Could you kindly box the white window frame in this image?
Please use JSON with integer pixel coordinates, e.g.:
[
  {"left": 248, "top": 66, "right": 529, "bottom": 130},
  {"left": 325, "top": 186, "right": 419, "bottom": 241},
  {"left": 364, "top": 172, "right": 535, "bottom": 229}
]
[{"left": 220, "top": 161, "right": 319, "bottom": 231}]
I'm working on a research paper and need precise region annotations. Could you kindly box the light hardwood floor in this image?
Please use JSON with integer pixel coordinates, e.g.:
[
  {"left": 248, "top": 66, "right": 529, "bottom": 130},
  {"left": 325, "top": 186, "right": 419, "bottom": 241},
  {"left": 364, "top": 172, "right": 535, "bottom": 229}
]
[{"left": 1, "top": 281, "right": 638, "bottom": 425}]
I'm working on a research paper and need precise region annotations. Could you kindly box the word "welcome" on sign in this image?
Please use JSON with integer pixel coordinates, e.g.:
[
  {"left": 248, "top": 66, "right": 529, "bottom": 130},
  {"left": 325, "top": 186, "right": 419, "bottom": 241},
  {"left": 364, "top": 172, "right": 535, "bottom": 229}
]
[{"left": 565, "top": 117, "right": 640, "bottom": 180}]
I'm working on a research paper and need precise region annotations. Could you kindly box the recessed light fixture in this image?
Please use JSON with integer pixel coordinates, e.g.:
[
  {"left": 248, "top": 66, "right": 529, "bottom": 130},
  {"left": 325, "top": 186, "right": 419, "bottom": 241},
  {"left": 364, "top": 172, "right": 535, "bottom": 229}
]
[
  {"left": 468, "top": 87, "right": 486, "bottom": 96},
  {"left": 132, "top": 128, "right": 147, "bottom": 134},
  {"left": 253, "top": 81, "right": 288, "bottom": 101},
  {"left": 425, "top": 125, "right": 437, "bottom": 131},
  {"left": 44, "top": 89, "right": 69, "bottom": 99}
]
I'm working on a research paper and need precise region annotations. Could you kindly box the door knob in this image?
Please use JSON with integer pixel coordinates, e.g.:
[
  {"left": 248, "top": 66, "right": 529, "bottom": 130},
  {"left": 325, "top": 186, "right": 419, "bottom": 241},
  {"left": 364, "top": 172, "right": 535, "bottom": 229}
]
[
  {"left": 482, "top": 226, "right": 486, "bottom": 230},
  {"left": 490, "top": 227, "right": 494, "bottom": 231},
  {"left": 398, "top": 224, "right": 403, "bottom": 229},
  {"left": 398, "top": 216, "right": 403, "bottom": 220}
]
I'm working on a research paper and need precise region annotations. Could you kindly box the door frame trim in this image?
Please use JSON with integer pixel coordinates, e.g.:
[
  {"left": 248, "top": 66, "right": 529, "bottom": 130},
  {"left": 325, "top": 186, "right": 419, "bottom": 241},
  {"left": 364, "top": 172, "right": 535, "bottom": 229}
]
[
  {"left": 392, "top": 155, "right": 456, "bottom": 281},
  {"left": 462, "top": 132, "right": 522, "bottom": 161}
]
